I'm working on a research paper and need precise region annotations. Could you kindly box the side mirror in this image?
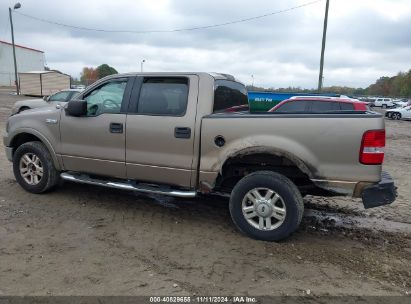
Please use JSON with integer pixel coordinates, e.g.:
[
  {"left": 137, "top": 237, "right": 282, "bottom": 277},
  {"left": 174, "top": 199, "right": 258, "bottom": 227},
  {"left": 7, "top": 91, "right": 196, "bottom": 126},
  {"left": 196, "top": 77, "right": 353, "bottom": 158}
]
[
  {"left": 66, "top": 99, "right": 87, "bottom": 117},
  {"left": 43, "top": 96, "right": 50, "bottom": 101}
]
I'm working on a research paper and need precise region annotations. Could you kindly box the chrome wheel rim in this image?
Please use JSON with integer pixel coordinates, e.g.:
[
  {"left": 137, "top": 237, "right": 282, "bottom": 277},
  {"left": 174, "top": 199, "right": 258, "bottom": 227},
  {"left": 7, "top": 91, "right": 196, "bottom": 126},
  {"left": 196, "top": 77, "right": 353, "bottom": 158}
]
[
  {"left": 19, "top": 153, "right": 43, "bottom": 185},
  {"left": 242, "top": 187, "right": 286, "bottom": 231}
]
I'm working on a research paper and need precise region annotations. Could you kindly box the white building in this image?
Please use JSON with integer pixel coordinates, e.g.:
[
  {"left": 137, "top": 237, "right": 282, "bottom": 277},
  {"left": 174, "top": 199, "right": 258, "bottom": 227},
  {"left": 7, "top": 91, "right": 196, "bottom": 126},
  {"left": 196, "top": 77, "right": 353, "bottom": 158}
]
[{"left": 0, "top": 40, "right": 45, "bottom": 86}]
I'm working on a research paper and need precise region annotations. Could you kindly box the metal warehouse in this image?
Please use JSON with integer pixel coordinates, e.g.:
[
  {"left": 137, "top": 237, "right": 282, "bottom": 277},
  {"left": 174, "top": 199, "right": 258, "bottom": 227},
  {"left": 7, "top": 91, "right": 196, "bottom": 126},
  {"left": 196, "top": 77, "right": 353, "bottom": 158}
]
[{"left": 0, "top": 40, "right": 45, "bottom": 87}]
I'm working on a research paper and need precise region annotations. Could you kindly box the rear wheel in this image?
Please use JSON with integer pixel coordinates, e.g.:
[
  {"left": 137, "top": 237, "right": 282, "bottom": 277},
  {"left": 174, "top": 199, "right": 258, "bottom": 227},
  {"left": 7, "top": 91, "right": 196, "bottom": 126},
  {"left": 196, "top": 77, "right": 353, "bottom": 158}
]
[
  {"left": 229, "top": 171, "right": 303, "bottom": 241},
  {"left": 391, "top": 112, "right": 401, "bottom": 120},
  {"left": 13, "top": 141, "right": 60, "bottom": 193}
]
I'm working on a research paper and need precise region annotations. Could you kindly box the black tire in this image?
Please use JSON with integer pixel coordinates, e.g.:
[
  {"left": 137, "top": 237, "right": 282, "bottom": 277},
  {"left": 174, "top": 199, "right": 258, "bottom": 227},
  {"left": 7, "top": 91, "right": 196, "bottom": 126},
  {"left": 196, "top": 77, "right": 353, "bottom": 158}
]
[
  {"left": 391, "top": 112, "right": 401, "bottom": 120},
  {"left": 382, "top": 104, "right": 387, "bottom": 109},
  {"left": 13, "top": 141, "right": 60, "bottom": 194},
  {"left": 229, "top": 171, "right": 303, "bottom": 241}
]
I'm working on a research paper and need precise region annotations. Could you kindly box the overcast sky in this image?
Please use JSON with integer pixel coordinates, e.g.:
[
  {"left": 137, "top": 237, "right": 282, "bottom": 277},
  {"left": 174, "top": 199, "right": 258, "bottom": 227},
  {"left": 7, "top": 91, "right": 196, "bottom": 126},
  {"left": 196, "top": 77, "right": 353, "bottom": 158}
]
[{"left": 1, "top": 0, "right": 410, "bottom": 88}]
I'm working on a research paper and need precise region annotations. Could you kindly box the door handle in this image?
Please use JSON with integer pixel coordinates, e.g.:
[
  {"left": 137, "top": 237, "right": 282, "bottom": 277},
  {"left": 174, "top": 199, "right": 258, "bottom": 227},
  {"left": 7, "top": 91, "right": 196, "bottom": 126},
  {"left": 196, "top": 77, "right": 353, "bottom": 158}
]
[
  {"left": 174, "top": 127, "right": 191, "bottom": 139},
  {"left": 110, "top": 122, "right": 123, "bottom": 134}
]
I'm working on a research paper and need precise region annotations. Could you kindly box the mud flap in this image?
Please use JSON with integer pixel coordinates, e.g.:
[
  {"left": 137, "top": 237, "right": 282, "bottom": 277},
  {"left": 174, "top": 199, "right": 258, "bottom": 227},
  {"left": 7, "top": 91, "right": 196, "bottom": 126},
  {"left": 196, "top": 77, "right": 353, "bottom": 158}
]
[{"left": 361, "top": 172, "right": 397, "bottom": 209}]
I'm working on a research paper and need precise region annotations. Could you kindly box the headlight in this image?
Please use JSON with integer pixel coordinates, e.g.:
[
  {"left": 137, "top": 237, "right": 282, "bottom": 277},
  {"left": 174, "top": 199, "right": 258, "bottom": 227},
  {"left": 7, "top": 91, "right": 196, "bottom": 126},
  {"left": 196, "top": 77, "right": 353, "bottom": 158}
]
[{"left": 6, "top": 120, "right": 10, "bottom": 133}]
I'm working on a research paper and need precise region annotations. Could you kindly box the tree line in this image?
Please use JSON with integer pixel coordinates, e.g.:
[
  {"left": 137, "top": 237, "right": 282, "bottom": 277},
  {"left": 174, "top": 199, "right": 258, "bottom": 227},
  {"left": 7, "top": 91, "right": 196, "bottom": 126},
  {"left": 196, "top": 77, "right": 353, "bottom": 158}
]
[
  {"left": 71, "top": 64, "right": 118, "bottom": 86},
  {"left": 248, "top": 69, "right": 411, "bottom": 98}
]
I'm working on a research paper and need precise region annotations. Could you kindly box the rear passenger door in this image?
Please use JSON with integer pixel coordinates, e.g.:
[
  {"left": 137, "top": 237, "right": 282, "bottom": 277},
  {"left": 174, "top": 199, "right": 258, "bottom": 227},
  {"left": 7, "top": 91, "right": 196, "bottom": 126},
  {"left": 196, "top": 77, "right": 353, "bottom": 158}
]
[{"left": 125, "top": 76, "right": 199, "bottom": 188}]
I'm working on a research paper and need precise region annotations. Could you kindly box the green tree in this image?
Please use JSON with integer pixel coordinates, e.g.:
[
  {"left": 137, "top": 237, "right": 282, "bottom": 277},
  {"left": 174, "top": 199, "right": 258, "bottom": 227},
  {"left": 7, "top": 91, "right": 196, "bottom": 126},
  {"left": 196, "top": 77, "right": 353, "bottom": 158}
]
[
  {"left": 365, "top": 70, "right": 411, "bottom": 97},
  {"left": 96, "top": 64, "right": 118, "bottom": 79}
]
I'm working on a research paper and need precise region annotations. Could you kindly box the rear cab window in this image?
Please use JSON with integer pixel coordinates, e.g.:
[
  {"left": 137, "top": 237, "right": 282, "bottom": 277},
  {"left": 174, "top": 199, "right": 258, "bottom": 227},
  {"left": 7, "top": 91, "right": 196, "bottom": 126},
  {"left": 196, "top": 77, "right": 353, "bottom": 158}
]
[{"left": 213, "top": 80, "right": 248, "bottom": 113}]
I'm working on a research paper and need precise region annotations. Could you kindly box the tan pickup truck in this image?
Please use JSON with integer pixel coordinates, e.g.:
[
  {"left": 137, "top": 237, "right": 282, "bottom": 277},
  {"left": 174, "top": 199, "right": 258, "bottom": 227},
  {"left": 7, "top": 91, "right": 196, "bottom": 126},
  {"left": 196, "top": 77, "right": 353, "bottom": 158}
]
[{"left": 3, "top": 72, "right": 397, "bottom": 241}]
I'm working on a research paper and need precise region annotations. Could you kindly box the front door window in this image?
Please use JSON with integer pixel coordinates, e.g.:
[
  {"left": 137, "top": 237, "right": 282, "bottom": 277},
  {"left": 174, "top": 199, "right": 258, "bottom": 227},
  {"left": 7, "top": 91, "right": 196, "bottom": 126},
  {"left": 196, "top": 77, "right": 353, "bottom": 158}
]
[{"left": 84, "top": 80, "right": 127, "bottom": 116}]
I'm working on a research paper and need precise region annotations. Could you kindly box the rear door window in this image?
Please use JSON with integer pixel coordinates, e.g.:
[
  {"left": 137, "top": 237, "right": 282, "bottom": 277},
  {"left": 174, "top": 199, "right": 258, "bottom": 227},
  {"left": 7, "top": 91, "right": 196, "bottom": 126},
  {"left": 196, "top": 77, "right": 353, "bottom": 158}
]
[
  {"left": 276, "top": 101, "right": 308, "bottom": 112},
  {"left": 213, "top": 80, "right": 248, "bottom": 113},
  {"left": 137, "top": 77, "right": 188, "bottom": 116}
]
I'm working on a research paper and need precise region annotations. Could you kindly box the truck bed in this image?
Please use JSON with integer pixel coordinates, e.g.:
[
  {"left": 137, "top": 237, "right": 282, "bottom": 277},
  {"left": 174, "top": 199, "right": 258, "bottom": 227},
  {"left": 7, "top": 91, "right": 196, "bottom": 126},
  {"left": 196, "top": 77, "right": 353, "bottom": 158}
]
[{"left": 199, "top": 111, "right": 384, "bottom": 186}]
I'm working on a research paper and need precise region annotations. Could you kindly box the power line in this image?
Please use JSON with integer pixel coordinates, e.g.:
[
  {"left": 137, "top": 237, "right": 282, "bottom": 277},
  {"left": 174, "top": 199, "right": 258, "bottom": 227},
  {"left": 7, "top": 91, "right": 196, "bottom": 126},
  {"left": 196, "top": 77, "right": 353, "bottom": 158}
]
[{"left": 13, "top": 0, "right": 323, "bottom": 34}]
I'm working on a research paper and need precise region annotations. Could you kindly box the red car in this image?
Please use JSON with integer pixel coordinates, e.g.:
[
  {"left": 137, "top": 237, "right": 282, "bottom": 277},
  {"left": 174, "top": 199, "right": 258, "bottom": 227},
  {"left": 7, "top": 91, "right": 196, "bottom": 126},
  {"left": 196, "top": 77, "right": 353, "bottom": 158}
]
[{"left": 268, "top": 97, "right": 369, "bottom": 113}]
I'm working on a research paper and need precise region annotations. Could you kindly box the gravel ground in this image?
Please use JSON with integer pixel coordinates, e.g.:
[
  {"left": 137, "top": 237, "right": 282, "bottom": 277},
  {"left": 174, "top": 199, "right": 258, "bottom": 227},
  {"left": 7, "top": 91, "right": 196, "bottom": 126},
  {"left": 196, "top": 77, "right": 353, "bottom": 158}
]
[{"left": 0, "top": 88, "right": 410, "bottom": 296}]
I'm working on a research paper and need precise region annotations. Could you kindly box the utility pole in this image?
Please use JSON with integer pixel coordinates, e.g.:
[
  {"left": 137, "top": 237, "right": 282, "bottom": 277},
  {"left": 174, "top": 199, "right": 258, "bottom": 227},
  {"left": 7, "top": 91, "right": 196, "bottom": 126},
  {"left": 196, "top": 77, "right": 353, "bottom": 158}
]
[
  {"left": 140, "top": 59, "right": 146, "bottom": 72},
  {"left": 317, "top": 0, "right": 329, "bottom": 92},
  {"left": 251, "top": 75, "right": 254, "bottom": 90},
  {"left": 9, "top": 3, "right": 21, "bottom": 94}
]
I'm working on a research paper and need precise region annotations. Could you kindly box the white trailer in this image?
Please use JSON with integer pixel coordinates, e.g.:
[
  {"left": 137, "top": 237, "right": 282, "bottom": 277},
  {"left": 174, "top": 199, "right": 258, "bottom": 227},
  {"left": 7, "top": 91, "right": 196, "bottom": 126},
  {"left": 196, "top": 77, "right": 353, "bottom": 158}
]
[{"left": 19, "top": 71, "right": 71, "bottom": 96}]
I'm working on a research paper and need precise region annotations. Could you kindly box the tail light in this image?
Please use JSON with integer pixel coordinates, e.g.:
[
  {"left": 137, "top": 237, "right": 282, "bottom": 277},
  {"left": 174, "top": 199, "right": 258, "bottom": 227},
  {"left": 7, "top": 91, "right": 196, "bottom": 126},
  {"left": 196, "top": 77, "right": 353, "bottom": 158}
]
[{"left": 359, "top": 130, "right": 385, "bottom": 165}]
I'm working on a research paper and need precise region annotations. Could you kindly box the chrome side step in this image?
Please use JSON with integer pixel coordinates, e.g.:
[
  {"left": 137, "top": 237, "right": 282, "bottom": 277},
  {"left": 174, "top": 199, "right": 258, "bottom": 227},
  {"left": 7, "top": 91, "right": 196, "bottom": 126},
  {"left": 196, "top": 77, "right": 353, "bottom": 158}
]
[{"left": 60, "top": 172, "right": 197, "bottom": 198}]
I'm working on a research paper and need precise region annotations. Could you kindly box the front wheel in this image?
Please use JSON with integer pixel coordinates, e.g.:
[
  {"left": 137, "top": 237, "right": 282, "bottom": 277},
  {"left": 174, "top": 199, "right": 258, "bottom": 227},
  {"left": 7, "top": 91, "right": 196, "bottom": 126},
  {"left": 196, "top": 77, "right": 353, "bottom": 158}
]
[
  {"left": 13, "top": 141, "right": 60, "bottom": 193},
  {"left": 382, "top": 104, "right": 387, "bottom": 109},
  {"left": 229, "top": 171, "right": 303, "bottom": 241}
]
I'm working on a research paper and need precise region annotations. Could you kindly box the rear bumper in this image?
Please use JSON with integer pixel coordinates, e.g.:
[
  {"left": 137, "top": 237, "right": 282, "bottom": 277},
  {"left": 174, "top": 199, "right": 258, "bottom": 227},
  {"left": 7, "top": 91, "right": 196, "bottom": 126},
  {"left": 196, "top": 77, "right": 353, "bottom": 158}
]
[{"left": 361, "top": 172, "right": 397, "bottom": 209}]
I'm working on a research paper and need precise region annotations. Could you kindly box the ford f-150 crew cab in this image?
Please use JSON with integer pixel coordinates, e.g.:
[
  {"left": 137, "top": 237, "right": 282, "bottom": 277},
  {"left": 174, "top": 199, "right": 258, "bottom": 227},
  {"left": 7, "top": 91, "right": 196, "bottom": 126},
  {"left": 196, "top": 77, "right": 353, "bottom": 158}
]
[{"left": 3, "top": 72, "right": 397, "bottom": 241}]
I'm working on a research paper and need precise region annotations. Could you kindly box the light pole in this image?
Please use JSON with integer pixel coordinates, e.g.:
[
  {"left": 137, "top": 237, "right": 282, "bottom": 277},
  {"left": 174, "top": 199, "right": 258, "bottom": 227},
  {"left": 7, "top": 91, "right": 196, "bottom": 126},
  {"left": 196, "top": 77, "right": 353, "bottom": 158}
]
[
  {"left": 251, "top": 75, "right": 254, "bottom": 90},
  {"left": 317, "top": 0, "right": 330, "bottom": 92},
  {"left": 140, "top": 59, "right": 146, "bottom": 72},
  {"left": 9, "top": 2, "right": 21, "bottom": 95}
]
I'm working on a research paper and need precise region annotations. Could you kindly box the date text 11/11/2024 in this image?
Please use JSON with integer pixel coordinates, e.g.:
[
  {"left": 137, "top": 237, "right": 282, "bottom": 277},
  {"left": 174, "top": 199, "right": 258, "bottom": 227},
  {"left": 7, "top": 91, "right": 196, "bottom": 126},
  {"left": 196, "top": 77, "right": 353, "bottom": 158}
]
[{"left": 149, "top": 296, "right": 257, "bottom": 303}]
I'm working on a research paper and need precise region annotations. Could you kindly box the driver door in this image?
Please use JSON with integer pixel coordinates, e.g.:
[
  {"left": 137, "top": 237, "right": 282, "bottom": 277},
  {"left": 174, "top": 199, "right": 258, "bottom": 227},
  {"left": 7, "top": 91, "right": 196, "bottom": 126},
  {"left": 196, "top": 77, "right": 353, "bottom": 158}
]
[{"left": 59, "top": 77, "right": 133, "bottom": 178}]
